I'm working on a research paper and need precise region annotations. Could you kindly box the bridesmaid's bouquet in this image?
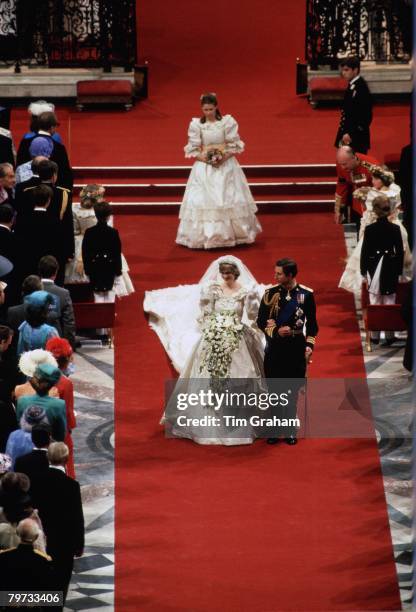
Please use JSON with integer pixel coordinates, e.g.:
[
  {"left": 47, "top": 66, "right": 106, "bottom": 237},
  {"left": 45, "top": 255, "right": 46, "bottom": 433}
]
[
  {"left": 206, "top": 148, "right": 224, "bottom": 166},
  {"left": 200, "top": 310, "right": 244, "bottom": 380}
]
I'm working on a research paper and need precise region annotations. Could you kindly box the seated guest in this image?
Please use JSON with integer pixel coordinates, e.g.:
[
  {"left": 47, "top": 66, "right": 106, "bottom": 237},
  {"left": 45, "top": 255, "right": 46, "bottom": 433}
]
[
  {"left": 14, "top": 427, "right": 51, "bottom": 488},
  {"left": 15, "top": 184, "right": 61, "bottom": 278},
  {"left": 17, "top": 291, "right": 59, "bottom": 357},
  {"left": 33, "top": 442, "right": 84, "bottom": 605},
  {"left": 16, "top": 111, "right": 73, "bottom": 190},
  {"left": 39, "top": 257, "right": 75, "bottom": 347},
  {"left": 360, "top": 196, "right": 405, "bottom": 346},
  {"left": 46, "top": 338, "right": 77, "bottom": 478},
  {"left": 15, "top": 363, "right": 66, "bottom": 442},
  {"left": 0, "top": 204, "right": 19, "bottom": 306},
  {"left": 15, "top": 349, "right": 58, "bottom": 400},
  {"left": 0, "top": 518, "right": 51, "bottom": 580},
  {"left": 0, "top": 162, "right": 15, "bottom": 206},
  {"left": 15, "top": 137, "right": 53, "bottom": 185}
]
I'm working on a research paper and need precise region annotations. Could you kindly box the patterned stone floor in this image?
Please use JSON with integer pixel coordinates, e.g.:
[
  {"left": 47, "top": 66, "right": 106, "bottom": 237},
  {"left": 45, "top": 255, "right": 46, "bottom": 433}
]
[
  {"left": 63, "top": 230, "right": 412, "bottom": 610},
  {"left": 65, "top": 342, "right": 114, "bottom": 611},
  {"left": 344, "top": 226, "right": 413, "bottom": 610}
]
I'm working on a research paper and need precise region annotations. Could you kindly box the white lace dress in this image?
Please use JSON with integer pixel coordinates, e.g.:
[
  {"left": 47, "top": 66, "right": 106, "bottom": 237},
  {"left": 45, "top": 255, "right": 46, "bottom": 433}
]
[
  {"left": 339, "top": 184, "right": 412, "bottom": 293},
  {"left": 176, "top": 114, "right": 262, "bottom": 249}
]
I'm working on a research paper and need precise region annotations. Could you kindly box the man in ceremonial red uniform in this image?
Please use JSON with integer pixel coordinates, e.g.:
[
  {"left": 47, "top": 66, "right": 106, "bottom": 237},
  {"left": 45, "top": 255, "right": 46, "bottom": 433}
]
[{"left": 334, "top": 145, "right": 379, "bottom": 225}]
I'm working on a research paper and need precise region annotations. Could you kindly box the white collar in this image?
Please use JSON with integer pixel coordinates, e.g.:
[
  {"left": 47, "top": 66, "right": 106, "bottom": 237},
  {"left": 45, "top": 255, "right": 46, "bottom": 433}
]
[
  {"left": 0, "top": 224, "right": 11, "bottom": 231},
  {"left": 41, "top": 278, "right": 54, "bottom": 284},
  {"left": 350, "top": 75, "right": 360, "bottom": 86},
  {"left": 37, "top": 130, "right": 52, "bottom": 137},
  {"left": 50, "top": 465, "right": 66, "bottom": 473},
  {"left": 34, "top": 448, "right": 48, "bottom": 452},
  {"left": 34, "top": 207, "right": 47, "bottom": 212}
]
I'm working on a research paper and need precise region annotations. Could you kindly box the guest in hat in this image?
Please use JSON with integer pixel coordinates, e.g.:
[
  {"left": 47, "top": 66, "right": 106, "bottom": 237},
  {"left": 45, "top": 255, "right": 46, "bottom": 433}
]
[
  {"left": 15, "top": 136, "right": 54, "bottom": 185},
  {"left": 15, "top": 363, "right": 66, "bottom": 443},
  {"left": 17, "top": 291, "right": 59, "bottom": 357},
  {"left": 45, "top": 338, "right": 76, "bottom": 478},
  {"left": 15, "top": 349, "right": 58, "bottom": 400}
]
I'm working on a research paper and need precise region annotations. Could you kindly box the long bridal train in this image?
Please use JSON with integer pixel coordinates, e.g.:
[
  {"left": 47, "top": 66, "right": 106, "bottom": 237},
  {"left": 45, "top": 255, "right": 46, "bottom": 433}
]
[{"left": 143, "top": 256, "right": 267, "bottom": 445}]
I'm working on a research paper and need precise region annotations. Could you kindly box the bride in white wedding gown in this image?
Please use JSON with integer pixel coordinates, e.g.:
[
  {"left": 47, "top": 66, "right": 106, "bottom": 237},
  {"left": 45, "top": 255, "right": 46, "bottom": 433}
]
[
  {"left": 144, "top": 256, "right": 266, "bottom": 445},
  {"left": 176, "top": 93, "right": 262, "bottom": 249}
]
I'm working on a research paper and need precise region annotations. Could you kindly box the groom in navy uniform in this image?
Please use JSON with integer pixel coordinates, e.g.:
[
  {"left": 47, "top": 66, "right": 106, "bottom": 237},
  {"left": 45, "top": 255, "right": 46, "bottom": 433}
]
[{"left": 257, "top": 258, "right": 318, "bottom": 444}]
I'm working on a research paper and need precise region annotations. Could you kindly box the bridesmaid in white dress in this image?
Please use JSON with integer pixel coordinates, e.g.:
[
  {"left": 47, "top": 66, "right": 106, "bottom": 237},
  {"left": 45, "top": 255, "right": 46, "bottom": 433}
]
[{"left": 176, "top": 93, "right": 261, "bottom": 249}]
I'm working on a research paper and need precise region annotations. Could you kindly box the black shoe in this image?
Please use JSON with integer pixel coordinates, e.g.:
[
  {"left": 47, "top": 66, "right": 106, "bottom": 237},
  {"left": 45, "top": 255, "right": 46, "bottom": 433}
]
[
  {"left": 371, "top": 338, "right": 380, "bottom": 345},
  {"left": 284, "top": 436, "right": 298, "bottom": 445},
  {"left": 381, "top": 336, "right": 397, "bottom": 347},
  {"left": 267, "top": 438, "right": 279, "bottom": 445}
]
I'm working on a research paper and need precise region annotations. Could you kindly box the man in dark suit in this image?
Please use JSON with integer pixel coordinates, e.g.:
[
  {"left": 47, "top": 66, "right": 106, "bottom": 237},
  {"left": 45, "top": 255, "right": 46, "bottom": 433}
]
[
  {"left": 15, "top": 184, "right": 61, "bottom": 280},
  {"left": 0, "top": 162, "right": 15, "bottom": 207},
  {"left": 16, "top": 112, "right": 73, "bottom": 190},
  {"left": 0, "top": 518, "right": 55, "bottom": 593},
  {"left": 32, "top": 442, "right": 84, "bottom": 606},
  {"left": 14, "top": 426, "right": 51, "bottom": 488},
  {"left": 335, "top": 56, "right": 373, "bottom": 154},
  {"left": 82, "top": 201, "right": 122, "bottom": 294},
  {"left": 0, "top": 128, "right": 14, "bottom": 167},
  {"left": 39, "top": 256, "right": 76, "bottom": 348},
  {"left": 14, "top": 156, "right": 47, "bottom": 217},
  {"left": 0, "top": 204, "right": 19, "bottom": 306}
]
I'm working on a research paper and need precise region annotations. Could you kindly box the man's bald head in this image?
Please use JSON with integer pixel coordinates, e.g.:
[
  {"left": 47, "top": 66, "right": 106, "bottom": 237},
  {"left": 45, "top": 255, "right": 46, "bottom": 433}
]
[
  {"left": 16, "top": 518, "right": 40, "bottom": 544},
  {"left": 336, "top": 146, "right": 359, "bottom": 171}
]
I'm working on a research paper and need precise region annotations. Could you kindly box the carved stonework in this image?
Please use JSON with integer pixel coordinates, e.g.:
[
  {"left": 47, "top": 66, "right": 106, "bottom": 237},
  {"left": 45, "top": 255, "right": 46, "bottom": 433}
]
[{"left": 306, "top": 0, "right": 412, "bottom": 68}]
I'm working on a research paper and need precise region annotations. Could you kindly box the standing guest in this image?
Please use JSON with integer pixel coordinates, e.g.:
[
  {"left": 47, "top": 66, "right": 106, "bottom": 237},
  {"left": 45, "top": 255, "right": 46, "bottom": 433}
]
[
  {"left": 45, "top": 338, "right": 77, "bottom": 479},
  {"left": 15, "top": 349, "right": 58, "bottom": 400},
  {"left": 16, "top": 111, "right": 73, "bottom": 190},
  {"left": 15, "top": 363, "right": 66, "bottom": 442},
  {"left": 176, "top": 92, "right": 261, "bottom": 249},
  {"left": 0, "top": 162, "right": 15, "bottom": 206},
  {"left": 33, "top": 442, "right": 84, "bottom": 606},
  {"left": 334, "top": 145, "right": 379, "bottom": 225},
  {"left": 39, "top": 256, "right": 76, "bottom": 348},
  {"left": 0, "top": 325, "right": 18, "bottom": 452},
  {"left": 15, "top": 184, "right": 61, "bottom": 279},
  {"left": 65, "top": 194, "right": 98, "bottom": 284},
  {"left": 14, "top": 427, "right": 51, "bottom": 488},
  {"left": 0, "top": 125, "right": 14, "bottom": 167},
  {"left": 13, "top": 156, "right": 48, "bottom": 219},
  {"left": 0, "top": 204, "right": 19, "bottom": 306},
  {"left": 7, "top": 275, "right": 43, "bottom": 334},
  {"left": 0, "top": 518, "right": 53, "bottom": 590},
  {"left": 15, "top": 136, "right": 53, "bottom": 185},
  {"left": 82, "top": 201, "right": 122, "bottom": 303},
  {"left": 24, "top": 100, "right": 63, "bottom": 143},
  {"left": 257, "top": 258, "right": 318, "bottom": 445},
  {"left": 335, "top": 56, "right": 373, "bottom": 154},
  {"left": 360, "top": 196, "right": 404, "bottom": 346},
  {"left": 17, "top": 291, "right": 59, "bottom": 357}
]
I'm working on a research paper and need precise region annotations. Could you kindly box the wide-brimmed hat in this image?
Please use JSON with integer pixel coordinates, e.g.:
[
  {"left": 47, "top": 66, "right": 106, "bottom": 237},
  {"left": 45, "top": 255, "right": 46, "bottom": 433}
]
[
  {"left": 19, "top": 349, "right": 58, "bottom": 378},
  {"left": 0, "top": 255, "right": 13, "bottom": 278}
]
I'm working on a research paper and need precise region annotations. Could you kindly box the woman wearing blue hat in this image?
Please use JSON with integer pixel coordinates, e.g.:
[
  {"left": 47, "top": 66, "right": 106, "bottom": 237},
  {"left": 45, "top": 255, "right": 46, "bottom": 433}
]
[{"left": 17, "top": 291, "right": 59, "bottom": 358}]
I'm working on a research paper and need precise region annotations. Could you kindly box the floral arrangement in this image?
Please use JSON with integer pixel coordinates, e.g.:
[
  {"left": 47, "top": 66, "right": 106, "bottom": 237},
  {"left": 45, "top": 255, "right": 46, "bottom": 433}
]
[
  {"left": 199, "top": 310, "right": 244, "bottom": 380},
  {"left": 206, "top": 148, "right": 224, "bottom": 166}
]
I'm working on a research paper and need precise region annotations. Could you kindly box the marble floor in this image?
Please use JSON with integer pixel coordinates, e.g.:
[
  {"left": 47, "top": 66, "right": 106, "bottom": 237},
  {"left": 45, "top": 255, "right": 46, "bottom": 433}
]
[{"left": 64, "top": 230, "right": 413, "bottom": 610}]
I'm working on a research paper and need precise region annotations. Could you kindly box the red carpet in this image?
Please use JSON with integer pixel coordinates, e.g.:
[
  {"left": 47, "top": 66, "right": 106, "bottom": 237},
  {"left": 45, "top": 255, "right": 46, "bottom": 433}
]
[
  {"left": 115, "top": 211, "right": 400, "bottom": 610},
  {"left": 9, "top": 1, "right": 409, "bottom": 165}
]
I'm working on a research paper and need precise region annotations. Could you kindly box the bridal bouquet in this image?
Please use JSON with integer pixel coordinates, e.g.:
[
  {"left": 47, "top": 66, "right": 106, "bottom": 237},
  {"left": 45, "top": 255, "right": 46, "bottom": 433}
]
[
  {"left": 200, "top": 310, "right": 244, "bottom": 379},
  {"left": 206, "top": 148, "right": 224, "bottom": 166}
]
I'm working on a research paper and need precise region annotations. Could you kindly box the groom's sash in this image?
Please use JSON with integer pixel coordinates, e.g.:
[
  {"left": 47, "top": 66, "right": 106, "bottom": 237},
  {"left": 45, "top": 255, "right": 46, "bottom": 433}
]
[{"left": 275, "top": 297, "right": 297, "bottom": 327}]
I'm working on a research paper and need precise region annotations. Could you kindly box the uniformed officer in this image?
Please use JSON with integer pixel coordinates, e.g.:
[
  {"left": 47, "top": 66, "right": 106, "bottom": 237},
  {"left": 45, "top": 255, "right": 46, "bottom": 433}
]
[
  {"left": 257, "top": 258, "right": 318, "bottom": 444},
  {"left": 0, "top": 518, "right": 55, "bottom": 600}
]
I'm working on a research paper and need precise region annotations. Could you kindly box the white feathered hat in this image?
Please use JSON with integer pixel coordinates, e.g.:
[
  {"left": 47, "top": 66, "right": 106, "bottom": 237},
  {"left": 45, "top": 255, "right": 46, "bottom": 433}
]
[
  {"left": 28, "top": 100, "right": 55, "bottom": 116},
  {"left": 19, "top": 349, "right": 58, "bottom": 378}
]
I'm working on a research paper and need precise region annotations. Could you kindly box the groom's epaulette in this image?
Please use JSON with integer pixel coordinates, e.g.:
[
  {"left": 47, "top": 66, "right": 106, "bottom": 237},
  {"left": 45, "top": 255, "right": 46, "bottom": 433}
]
[{"left": 298, "top": 284, "right": 313, "bottom": 293}]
